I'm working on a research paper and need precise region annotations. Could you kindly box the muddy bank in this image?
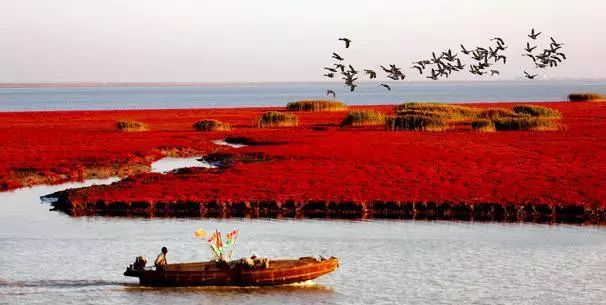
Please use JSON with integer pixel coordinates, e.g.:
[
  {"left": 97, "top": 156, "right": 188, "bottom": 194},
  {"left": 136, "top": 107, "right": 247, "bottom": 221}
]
[{"left": 45, "top": 195, "right": 605, "bottom": 224}]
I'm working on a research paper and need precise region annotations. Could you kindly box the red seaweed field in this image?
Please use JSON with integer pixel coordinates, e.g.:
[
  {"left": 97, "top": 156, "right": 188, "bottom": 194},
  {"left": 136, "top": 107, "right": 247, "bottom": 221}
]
[{"left": 2, "top": 102, "right": 606, "bottom": 222}]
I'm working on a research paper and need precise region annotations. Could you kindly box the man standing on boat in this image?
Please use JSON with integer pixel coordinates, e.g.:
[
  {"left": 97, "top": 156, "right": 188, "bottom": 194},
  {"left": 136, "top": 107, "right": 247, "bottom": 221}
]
[{"left": 154, "top": 247, "right": 168, "bottom": 270}]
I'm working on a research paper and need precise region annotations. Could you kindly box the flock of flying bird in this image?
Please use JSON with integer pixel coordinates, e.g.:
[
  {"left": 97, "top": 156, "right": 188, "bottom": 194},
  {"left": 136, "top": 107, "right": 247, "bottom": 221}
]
[{"left": 322, "top": 29, "right": 567, "bottom": 96}]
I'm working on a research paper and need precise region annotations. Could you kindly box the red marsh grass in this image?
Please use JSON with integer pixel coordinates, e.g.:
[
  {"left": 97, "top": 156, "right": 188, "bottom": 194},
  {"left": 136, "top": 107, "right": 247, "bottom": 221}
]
[
  {"left": 257, "top": 111, "right": 299, "bottom": 128},
  {"left": 193, "top": 119, "right": 231, "bottom": 132},
  {"left": 286, "top": 100, "right": 348, "bottom": 112},
  {"left": 568, "top": 92, "right": 606, "bottom": 102},
  {"left": 116, "top": 120, "right": 149, "bottom": 132},
  {"left": 341, "top": 110, "right": 386, "bottom": 126}
]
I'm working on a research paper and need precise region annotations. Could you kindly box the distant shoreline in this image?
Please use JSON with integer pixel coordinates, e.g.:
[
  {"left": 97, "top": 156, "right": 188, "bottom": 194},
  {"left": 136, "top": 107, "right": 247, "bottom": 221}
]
[{"left": 1, "top": 79, "right": 605, "bottom": 89}]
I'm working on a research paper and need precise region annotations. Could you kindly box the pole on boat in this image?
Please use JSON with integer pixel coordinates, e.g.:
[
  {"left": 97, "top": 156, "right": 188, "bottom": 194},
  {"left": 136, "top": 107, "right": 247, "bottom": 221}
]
[{"left": 228, "top": 234, "right": 238, "bottom": 261}]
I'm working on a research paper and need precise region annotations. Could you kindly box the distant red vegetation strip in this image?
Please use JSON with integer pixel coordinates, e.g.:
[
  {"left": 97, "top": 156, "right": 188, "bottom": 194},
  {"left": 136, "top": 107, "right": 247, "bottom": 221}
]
[{"left": 2, "top": 102, "right": 606, "bottom": 222}]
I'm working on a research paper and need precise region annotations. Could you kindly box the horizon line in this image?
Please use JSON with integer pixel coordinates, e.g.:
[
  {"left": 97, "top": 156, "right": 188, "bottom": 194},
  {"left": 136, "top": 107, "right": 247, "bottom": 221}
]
[{"left": 1, "top": 78, "right": 606, "bottom": 89}]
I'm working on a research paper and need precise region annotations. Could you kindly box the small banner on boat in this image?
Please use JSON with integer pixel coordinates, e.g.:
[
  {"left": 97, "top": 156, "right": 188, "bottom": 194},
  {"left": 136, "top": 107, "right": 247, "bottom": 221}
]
[
  {"left": 195, "top": 228, "right": 239, "bottom": 261},
  {"left": 194, "top": 229, "right": 206, "bottom": 238}
]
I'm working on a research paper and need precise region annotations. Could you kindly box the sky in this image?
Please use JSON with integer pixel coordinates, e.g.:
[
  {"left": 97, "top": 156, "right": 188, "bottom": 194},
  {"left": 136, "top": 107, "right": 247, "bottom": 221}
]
[{"left": 0, "top": 0, "right": 605, "bottom": 83}]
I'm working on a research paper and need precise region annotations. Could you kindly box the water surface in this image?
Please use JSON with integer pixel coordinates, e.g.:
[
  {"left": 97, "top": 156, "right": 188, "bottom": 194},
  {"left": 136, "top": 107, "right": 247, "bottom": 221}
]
[
  {"left": 1, "top": 175, "right": 605, "bottom": 305},
  {"left": 1, "top": 80, "right": 605, "bottom": 111}
]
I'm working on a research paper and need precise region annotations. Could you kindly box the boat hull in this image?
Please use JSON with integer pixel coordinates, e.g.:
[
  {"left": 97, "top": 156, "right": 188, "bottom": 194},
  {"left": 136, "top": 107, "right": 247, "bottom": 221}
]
[{"left": 124, "top": 257, "right": 339, "bottom": 287}]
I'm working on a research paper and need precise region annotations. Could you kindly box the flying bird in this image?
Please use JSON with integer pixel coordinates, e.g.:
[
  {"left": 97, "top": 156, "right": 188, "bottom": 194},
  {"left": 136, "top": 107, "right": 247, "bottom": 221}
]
[
  {"left": 427, "top": 69, "right": 439, "bottom": 80},
  {"left": 332, "top": 52, "right": 344, "bottom": 61},
  {"left": 326, "top": 90, "right": 336, "bottom": 98},
  {"left": 491, "top": 37, "right": 504, "bottom": 45},
  {"left": 490, "top": 70, "right": 500, "bottom": 76},
  {"left": 524, "top": 42, "right": 537, "bottom": 53},
  {"left": 364, "top": 69, "right": 377, "bottom": 79},
  {"left": 324, "top": 67, "right": 337, "bottom": 73},
  {"left": 523, "top": 53, "right": 537, "bottom": 62},
  {"left": 460, "top": 44, "right": 471, "bottom": 55},
  {"left": 338, "top": 37, "right": 351, "bottom": 48},
  {"left": 379, "top": 83, "right": 391, "bottom": 91},
  {"left": 323, "top": 73, "right": 335, "bottom": 78},
  {"left": 550, "top": 37, "right": 564, "bottom": 48},
  {"left": 529, "top": 28, "right": 542, "bottom": 40},
  {"left": 412, "top": 65, "right": 423, "bottom": 74},
  {"left": 524, "top": 71, "right": 538, "bottom": 79}
]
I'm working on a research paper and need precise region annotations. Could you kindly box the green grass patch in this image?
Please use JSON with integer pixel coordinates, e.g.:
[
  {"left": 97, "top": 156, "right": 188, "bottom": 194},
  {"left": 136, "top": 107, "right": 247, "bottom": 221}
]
[
  {"left": 396, "top": 102, "right": 479, "bottom": 121},
  {"left": 193, "top": 119, "right": 231, "bottom": 132},
  {"left": 341, "top": 111, "right": 385, "bottom": 126},
  {"left": 257, "top": 111, "right": 299, "bottom": 128},
  {"left": 116, "top": 120, "right": 148, "bottom": 132},
  {"left": 471, "top": 119, "right": 496, "bottom": 132},
  {"left": 568, "top": 92, "right": 606, "bottom": 102},
  {"left": 494, "top": 117, "right": 560, "bottom": 131},
  {"left": 512, "top": 104, "right": 561, "bottom": 119},
  {"left": 386, "top": 114, "right": 449, "bottom": 131},
  {"left": 477, "top": 108, "right": 523, "bottom": 120},
  {"left": 286, "top": 100, "right": 348, "bottom": 112}
]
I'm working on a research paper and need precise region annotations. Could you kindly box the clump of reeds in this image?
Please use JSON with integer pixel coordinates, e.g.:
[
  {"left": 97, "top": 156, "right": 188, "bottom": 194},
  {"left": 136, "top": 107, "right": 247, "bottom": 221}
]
[
  {"left": 257, "top": 111, "right": 299, "bottom": 128},
  {"left": 286, "top": 100, "right": 348, "bottom": 112},
  {"left": 512, "top": 104, "right": 562, "bottom": 119},
  {"left": 477, "top": 108, "right": 521, "bottom": 120},
  {"left": 116, "top": 120, "right": 148, "bottom": 132},
  {"left": 396, "top": 102, "right": 479, "bottom": 121},
  {"left": 471, "top": 118, "right": 496, "bottom": 132},
  {"left": 341, "top": 110, "right": 385, "bottom": 126},
  {"left": 568, "top": 92, "right": 606, "bottom": 102},
  {"left": 494, "top": 117, "right": 560, "bottom": 131},
  {"left": 192, "top": 119, "right": 231, "bottom": 132},
  {"left": 385, "top": 114, "right": 449, "bottom": 131}
]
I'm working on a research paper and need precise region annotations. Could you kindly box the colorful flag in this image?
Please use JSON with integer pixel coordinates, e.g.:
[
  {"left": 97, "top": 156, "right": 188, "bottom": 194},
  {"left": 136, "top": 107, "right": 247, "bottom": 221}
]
[
  {"left": 207, "top": 232, "right": 217, "bottom": 243},
  {"left": 194, "top": 229, "right": 206, "bottom": 238}
]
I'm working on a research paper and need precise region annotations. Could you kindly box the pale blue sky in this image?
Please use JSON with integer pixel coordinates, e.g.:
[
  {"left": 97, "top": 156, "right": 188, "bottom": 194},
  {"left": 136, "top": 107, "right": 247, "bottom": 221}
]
[{"left": 0, "top": 0, "right": 604, "bottom": 82}]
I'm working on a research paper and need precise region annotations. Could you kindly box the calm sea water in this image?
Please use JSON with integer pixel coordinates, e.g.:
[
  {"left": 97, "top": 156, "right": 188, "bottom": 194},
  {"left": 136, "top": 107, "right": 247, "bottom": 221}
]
[
  {"left": 2, "top": 85, "right": 606, "bottom": 304},
  {"left": 1, "top": 80, "right": 606, "bottom": 111},
  {"left": 1, "top": 158, "right": 605, "bottom": 305}
]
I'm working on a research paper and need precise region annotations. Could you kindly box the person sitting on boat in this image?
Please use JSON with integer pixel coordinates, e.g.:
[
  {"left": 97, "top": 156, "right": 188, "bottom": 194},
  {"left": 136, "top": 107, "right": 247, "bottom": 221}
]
[{"left": 154, "top": 247, "right": 168, "bottom": 270}]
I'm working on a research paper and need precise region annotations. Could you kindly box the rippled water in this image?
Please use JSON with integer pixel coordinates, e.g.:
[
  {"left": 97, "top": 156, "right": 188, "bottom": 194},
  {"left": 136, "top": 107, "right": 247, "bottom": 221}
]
[
  {"left": 1, "top": 80, "right": 606, "bottom": 111},
  {"left": 1, "top": 158, "right": 605, "bottom": 305}
]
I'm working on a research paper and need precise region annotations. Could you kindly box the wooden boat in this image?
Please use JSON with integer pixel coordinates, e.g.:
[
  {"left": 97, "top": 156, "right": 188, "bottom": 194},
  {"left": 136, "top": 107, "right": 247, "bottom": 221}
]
[{"left": 124, "top": 256, "right": 339, "bottom": 287}]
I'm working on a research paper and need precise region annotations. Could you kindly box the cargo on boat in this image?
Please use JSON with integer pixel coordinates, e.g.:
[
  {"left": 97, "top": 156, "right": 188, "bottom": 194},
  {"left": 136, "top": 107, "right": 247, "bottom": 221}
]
[{"left": 124, "top": 256, "right": 339, "bottom": 287}]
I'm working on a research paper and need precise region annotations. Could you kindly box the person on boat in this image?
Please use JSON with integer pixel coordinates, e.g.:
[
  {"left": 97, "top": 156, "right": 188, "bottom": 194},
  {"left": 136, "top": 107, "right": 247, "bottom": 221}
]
[{"left": 154, "top": 247, "right": 168, "bottom": 270}]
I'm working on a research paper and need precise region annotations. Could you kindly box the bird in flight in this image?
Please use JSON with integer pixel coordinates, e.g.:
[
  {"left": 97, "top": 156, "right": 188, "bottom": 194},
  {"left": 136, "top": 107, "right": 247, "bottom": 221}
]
[
  {"left": 524, "top": 71, "right": 538, "bottom": 79},
  {"left": 379, "top": 83, "right": 391, "bottom": 91},
  {"left": 490, "top": 70, "right": 500, "bottom": 76},
  {"left": 523, "top": 53, "right": 536, "bottom": 62},
  {"left": 491, "top": 37, "right": 504, "bottom": 45},
  {"left": 524, "top": 42, "right": 537, "bottom": 53},
  {"left": 338, "top": 37, "right": 351, "bottom": 48},
  {"left": 326, "top": 90, "right": 336, "bottom": 98},
  {"left": 364, "top": 69, "right": 377, "bottom": 79},
  {"left": 427, "top": 69, "right": 439, "bottom": 80},
  {"left": 528, "top": 28, "right": 542, "bottom": 40},
  {"left": 550, "top": 37, "right": 564, "bottom": 48},
  {"left": 332, "top": 52, "right": 344, "bottom": 61},
  {"left": 324, "top": 67, "right": 337, "bottom": 73},
  {"left": 460, "top": 44, "right": 471, "bottom": 55},
  {"left": 323, "top": 73, "right": 335, "bottom": 78}
]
